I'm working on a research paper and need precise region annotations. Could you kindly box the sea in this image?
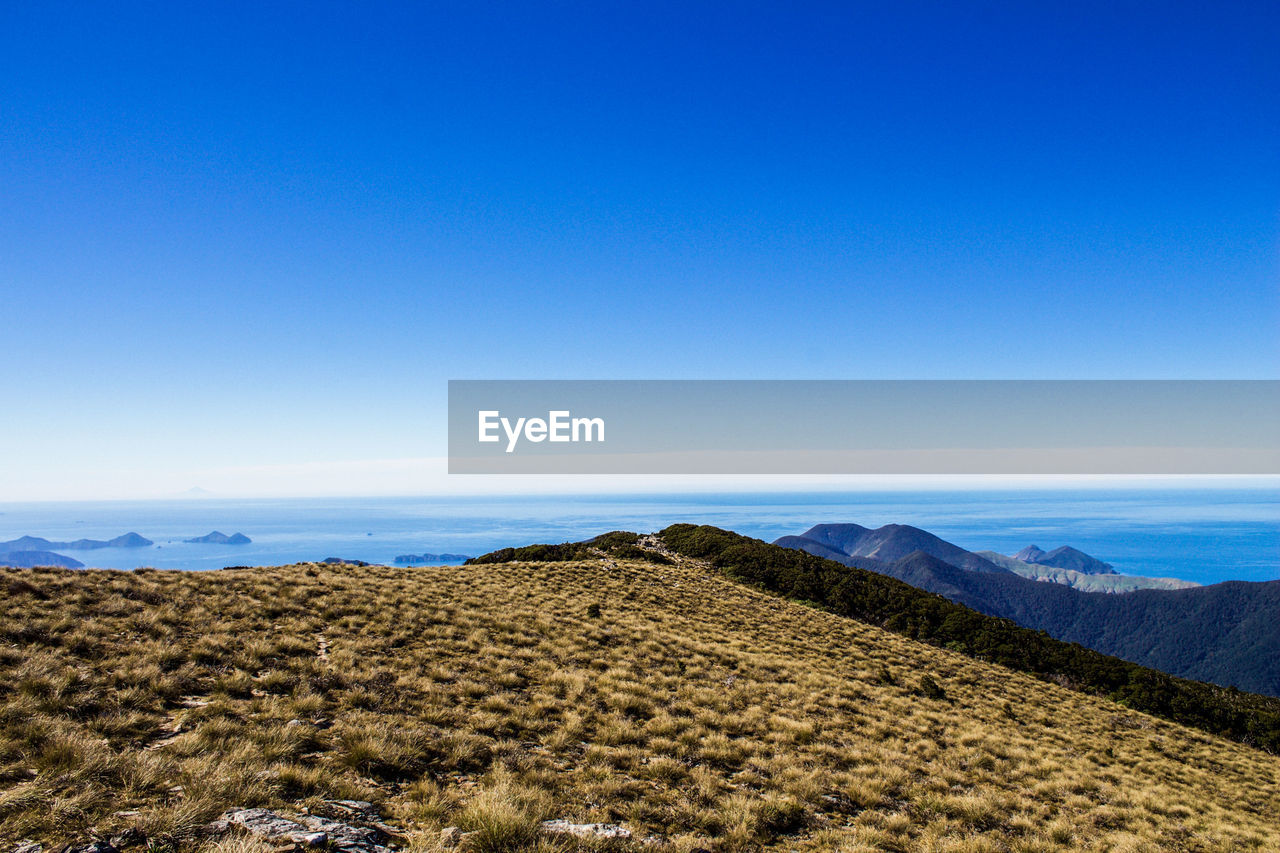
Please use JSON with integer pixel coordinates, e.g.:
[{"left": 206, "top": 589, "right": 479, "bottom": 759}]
[{"left": 0, "top": 489, "right": 1276, "bottom": 585}]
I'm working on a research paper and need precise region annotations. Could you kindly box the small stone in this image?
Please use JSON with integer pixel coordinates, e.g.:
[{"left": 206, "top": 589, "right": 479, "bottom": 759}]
[
  {"left": 439, "top": 827, "right": 461, "bottom": 848},
  {"left": 64, "top": 842, "right": 118, "bottom": 853},
  {"left": 331, "top": 800, "right": 375, "bottom": 812},
  {"left": 108, "top": 828, "right": 143, "bottom": 850}
]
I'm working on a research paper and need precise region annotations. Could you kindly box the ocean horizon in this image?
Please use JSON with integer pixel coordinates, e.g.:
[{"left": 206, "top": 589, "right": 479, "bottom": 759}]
[{"left": 1, "top": 488, "right": 1276, "bottom": 584}]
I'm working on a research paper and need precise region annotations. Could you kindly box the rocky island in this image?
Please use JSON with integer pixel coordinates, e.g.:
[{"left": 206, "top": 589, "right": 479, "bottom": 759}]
[
  {"left": 393, "top": 552, "right": 471, "bottom": 564},
  {"left": 184, "top": 531, "right": 252, "bottom": 544}
]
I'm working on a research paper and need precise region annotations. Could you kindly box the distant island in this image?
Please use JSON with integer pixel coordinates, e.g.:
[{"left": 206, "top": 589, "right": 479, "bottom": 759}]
[
  {"left": 0, "top": 533, "right": 151, "bottom": 569},
  {"left": 394, "top": 552, "right": 471, "bottom": 564},
  {"left": 0, "top": 532, "right": 152, "bottom": 551},
  {"left": 185, "top": 531, "right": 252, "bottom": 544},
  {"left": 0, "top": 550, "right": 85, "bottom": 569},
  {"left": 320, "top": 557, "right": 370, "bottom": 566}
]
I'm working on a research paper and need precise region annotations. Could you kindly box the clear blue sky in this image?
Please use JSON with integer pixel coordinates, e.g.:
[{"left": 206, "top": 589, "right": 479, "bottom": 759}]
[{"left": 2, "top": 2, "right": 1277, "bottom": 498}]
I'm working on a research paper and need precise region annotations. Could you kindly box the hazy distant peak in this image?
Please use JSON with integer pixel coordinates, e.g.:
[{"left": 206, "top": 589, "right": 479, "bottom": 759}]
[
  {"left": 1040, "top": 545, "right": 1115, "bottom": 574},
  {"left": 1015, "top": 544, "right": 1114, "bottom": 574},
  {"left": 793, "top": 523, "right": 1009, "bottom": 574},
  {"left": 1014, "top": 545, "right": 1048, "bottom": 563}
]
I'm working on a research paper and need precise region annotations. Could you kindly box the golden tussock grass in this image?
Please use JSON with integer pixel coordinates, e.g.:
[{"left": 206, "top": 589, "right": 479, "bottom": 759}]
[{"left": 1, "top": 555, "right": 1278, "bottom": 852}]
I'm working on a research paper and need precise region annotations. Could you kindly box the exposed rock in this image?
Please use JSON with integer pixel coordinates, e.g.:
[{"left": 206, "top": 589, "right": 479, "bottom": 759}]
[
  {"left": 295, "top": 815, "right": 386, "bottom": 853},
  {"left": 540, "top": 819, "right": 632, "bottom": 840},
  {"left": 213, "top": 809, "right": 328, "bottom": 848},
  {"left": 212, "top": 806, "right": 396, "bottom": 853},
  {"left": 317, "top": 801, "right": 403, "bottom": 840},
  {"left": 12, "top": 841, "right": 42, "bottom": 853}
]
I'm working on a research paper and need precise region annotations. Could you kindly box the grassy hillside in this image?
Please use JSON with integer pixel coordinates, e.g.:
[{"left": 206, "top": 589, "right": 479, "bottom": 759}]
[
  {"left": 676, "top": 525, "right": 1280, "bottom": 742},
  {"left": 3, "top": 556, "right": 1280, "bottom": 853}
]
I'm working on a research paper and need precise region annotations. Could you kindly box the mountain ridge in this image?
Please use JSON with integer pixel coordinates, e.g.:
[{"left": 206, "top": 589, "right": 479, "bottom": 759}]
[
  {"left": 775, "top": 523, "right": 1279, "bottom": 696},
  {"left": 794, "top": 523, "right": 1011, "bottom": 574}
]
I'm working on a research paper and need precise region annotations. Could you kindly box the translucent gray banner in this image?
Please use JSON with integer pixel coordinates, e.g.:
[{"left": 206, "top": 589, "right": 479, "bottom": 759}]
[{"left": 447, "top": 380, "right": 1280, "bottom": 474}]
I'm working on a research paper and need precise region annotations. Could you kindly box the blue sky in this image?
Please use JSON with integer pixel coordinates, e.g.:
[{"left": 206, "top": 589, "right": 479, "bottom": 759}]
[{"left": 2, "top": 2, "right": 1277, "bottom": 498}]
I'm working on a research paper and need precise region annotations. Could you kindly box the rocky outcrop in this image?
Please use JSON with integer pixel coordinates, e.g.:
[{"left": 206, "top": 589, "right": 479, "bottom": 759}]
[
  {"left": 209, "top": 802, "right": 398, "bottom": 853},
  {"left": 210, "top": 809, "right": 328, "bottom": 848},
  {"left": 38, "top": 802, "right": 640, "bottom": 853}
]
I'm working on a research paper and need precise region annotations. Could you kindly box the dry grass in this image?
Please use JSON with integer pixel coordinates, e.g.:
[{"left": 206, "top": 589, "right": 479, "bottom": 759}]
[{"left": 1, "top": 555, "right": 1279, "bottom": 852}]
